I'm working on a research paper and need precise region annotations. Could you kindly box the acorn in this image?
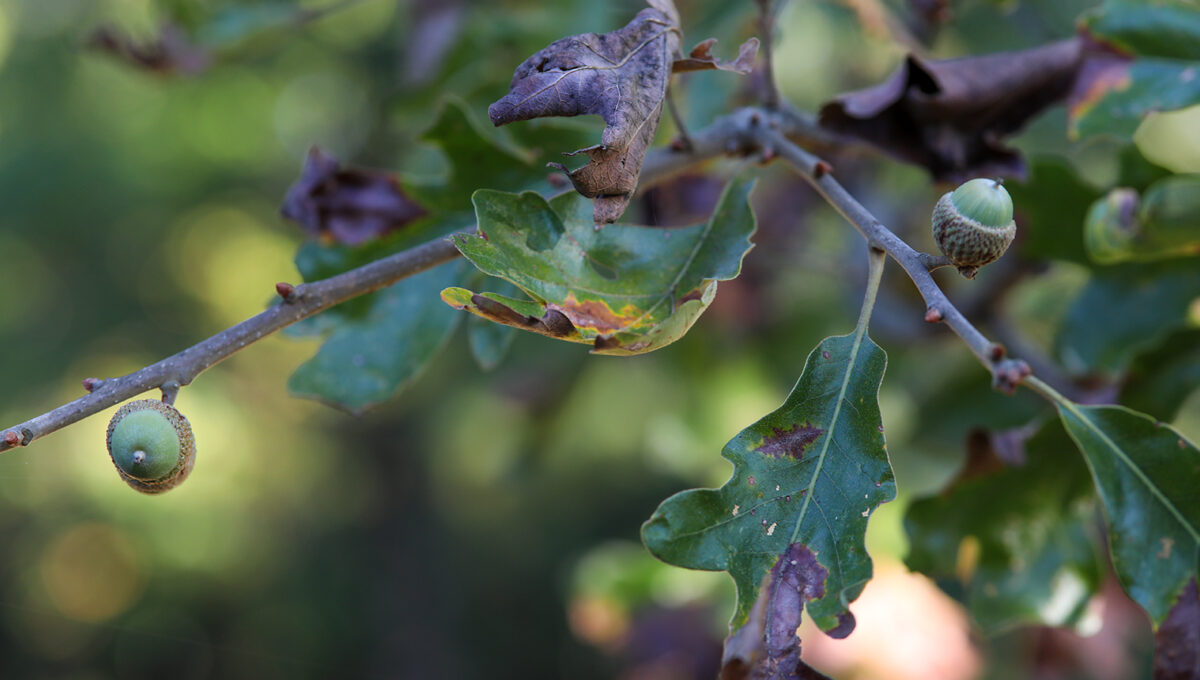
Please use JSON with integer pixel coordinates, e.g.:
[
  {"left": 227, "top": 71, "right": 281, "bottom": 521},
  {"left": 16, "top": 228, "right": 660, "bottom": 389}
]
[
  {"left": 932, "top": 178, "right": 1017, "bottom": 279},
  {"left": 105, "top": 399, "right": 195, "bottom": 494}
]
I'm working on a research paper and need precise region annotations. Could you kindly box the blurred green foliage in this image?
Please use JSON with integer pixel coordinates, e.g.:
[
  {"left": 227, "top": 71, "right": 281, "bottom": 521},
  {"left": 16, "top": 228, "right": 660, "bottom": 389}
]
[{"left": 0, "top": 0, "right": 1196, "bottom": 678}]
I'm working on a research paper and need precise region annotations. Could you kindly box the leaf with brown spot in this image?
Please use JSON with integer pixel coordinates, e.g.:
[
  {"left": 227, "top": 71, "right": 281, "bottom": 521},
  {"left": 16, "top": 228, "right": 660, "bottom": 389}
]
[
  {"left": 1155, "top": 578, "right": 1200, "bottom": 680},
  {"left": 444, "top": 175, "right": 756, "bottom": 355},
  {"left": 280, "top": 147, "right": 428, "bottom": 246},
  {"left": 488, "top": 1, "right": 682, "bottom": 223},
  {"left": 644, "top": 330, "right": 895, "bottom": 636},
  {"left": 818, "top": 39, "right": 1085, "bottom": 181},
  {"left": 756, "top": 423, "right": 825, "bottom": 461},
  {"left": 673, "top": 38, "right": 760, "bottom": 74}
]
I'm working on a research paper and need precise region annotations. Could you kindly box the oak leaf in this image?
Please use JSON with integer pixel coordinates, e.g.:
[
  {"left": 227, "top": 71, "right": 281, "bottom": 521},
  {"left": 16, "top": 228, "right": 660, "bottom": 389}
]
[
  {"left": 487, "top": 0, "right": 683, "bottom": 224},
  {"left": 819, "top": 39, "right": 1085, "bottom": 182}
]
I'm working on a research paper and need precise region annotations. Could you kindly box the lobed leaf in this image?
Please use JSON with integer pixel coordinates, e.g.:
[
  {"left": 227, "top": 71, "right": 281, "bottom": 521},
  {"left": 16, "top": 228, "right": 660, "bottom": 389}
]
[
  {"left": 642, "top": 331, "right": 895, "bottom": 637},
  {"left": 443, "top": 175, "right": 756, "bottom": 355}
]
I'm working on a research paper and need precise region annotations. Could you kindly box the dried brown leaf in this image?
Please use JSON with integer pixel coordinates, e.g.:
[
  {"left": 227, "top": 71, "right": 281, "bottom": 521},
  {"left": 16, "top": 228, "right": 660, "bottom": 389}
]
[
  {"left": 280, "top": 147, "right": 427, "bottom": 246},
  {"left": 487, "top": 1, "right": 683, "bottom": 224},
  {"left": 819, "top": 38, "right": 1085, "bottom": 182},
  {"left": 673, "top": 37, "right": 760, "bottom": 74},
  {"left": 1155, "top": 578, "right": 1200, "bottom": 680},
  {"left": 719, "top": 544, "right": 835, "bottom": 680}
]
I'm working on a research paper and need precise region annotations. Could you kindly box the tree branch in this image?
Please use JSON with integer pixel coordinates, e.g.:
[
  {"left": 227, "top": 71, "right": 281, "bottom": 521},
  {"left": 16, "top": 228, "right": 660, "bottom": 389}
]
[
  {"left": 0, "top": 108, "right": 782, "bottom": 455},
  {"left": 751, "top": 120, "right": 1032, "bottom": 391},
  {"left": 0, "top": 102, "right": 1037, "bottom": 455},
  {"left": 0, "top": 237, "right": 462, "bottom": 453}
]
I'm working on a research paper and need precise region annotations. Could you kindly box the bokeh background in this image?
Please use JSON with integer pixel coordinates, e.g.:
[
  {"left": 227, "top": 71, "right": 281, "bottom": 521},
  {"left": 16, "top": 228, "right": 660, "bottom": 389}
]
[{"left": 0, "top": 0, "right": 1197, "bottom": 678}]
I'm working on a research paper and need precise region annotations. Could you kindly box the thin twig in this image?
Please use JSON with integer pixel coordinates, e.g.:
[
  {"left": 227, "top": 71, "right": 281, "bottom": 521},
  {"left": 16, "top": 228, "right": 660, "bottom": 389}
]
[
  {"left": 754, "top": 122, "right": 1032, "bottom": 391},
  {"left": 755, "top": 0, "right": 782, "bottom": 110},
  {"left": 0, "top": 237, "right": 463, "bottom": 453}
]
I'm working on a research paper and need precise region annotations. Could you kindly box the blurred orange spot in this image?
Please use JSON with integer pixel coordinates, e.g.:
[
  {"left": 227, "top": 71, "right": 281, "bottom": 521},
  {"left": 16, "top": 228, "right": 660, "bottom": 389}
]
[
  {"left": 569, "top": 595, "right": 629, "bottom": 649},
  {"left": 801, "top": 561, "right": 980, "bottom": 680}
]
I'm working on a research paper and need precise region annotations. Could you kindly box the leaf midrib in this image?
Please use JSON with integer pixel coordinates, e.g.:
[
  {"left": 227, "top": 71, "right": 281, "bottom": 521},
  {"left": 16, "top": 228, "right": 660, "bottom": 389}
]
[
  {"left": 1061, "top": 402, "right": 1200, "bottom": 546},
  {"left": 790, "top": 330, "right": 871, "bottom": 545}
]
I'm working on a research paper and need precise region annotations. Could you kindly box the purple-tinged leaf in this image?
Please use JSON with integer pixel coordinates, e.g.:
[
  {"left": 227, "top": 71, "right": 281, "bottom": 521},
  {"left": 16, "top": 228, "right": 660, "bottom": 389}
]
[
  {"left": 1155, "top": 578, "right": 1200, "bottom": 680},
  {"left": 818, "top": 39, "right": 1085, "bottom": 182},
  {"left": 280, "top": 147, "right": 428, "bottom": 246},
  {"left": 487, "top": 1, "right": 682, "bottom": 224}
]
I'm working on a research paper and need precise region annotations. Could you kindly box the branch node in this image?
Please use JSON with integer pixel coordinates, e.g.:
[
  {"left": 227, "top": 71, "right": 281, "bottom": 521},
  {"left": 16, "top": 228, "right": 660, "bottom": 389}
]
[
  {"left": 82, "top": 377, "right": 105, "bottom": 393},
  {"left": 275, "top": 281, "right": 299, "bottom": 303},
  {"left": 3, "top": 431, "right": 21, "bottom": 447},
  {"left": 160, "top": 380, "right": 181, "bottom": 405},
  {"left": 924, "top": 307, "right": 944, "bottom": 323},
  {"left": 813, "top": 160, "right": 833, "bottom": 178},
  {"left": 992, "top": 359, "right": 1033, "bottom": 394},
  {"left": 988, "top": 343, "right": 1007, "bottom": 361}
]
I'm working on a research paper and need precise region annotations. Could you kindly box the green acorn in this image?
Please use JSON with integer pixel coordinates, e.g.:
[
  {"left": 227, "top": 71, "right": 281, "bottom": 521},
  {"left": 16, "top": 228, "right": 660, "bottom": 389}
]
[
  {"left": 932, "top": 178, "right": 1017, "bottom": 279},
  {"left": 106, "top": 399, "right": 195, "bottom": 494}
]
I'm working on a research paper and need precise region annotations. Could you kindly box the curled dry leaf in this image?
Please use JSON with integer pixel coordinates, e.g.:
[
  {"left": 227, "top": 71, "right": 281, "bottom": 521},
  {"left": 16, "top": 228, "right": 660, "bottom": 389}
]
[
  {"left": 280, "top": 147, "right": 428, "bottom": 246},
  {"left": 673, "top": 37, "right": 760, "bottom": 74},
  {"left": 819, "top": 38, "right": 1085, "bottom": 182},
  {"left": 487, "top": 1, "right": 683, "bottom": 224},
  {"left": 719, "top": 544, "right": 835, "bottom": 680}
]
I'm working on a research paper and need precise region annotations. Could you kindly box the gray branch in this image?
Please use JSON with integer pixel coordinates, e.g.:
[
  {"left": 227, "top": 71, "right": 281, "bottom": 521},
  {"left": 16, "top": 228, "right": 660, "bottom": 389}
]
[{"left": 0, "top": 104, "right": 1036, "bottom": 454}]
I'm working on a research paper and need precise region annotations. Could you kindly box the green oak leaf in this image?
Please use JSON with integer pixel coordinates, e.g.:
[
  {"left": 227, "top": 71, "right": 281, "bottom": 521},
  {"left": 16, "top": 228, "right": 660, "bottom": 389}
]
[
  {"left": 1042, "top": 392, "right": 1200, "bottom": 626},
  {"left": 906, "top": 422, "right": 1103, "bottom": 633},
  {"left": 641, "top": 331, "right": 895, "bottom": 634},
  {"left": 1008, "top": 157, "right": 1102, "bottom": 265},
  {"left": 402, "top": 98, "right": 535, "bottom": 216},
  {"left": 443, "top": 175, "right": 756, "bottom": 356},
  {"left": 1070, "top": 58, "right": 1200, "bottom": 141},
  {"left": 1054, "top": 261, "right": 1200, "bottom": 375},
  {"left": 1121, "top": 328, "right": 1200, "bottom": 421},
  {"left": 288, "top": 261, "right": 466, "bottom": 414},
  {"left": 1081, "top": 0, "right": 1200, "bottom": 61}
]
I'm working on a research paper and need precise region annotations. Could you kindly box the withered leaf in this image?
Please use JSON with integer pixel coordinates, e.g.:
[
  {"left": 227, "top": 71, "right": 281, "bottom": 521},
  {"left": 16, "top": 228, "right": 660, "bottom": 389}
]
[
  {"left": 488, "top": 0, "right": 683, "bottom": 224},
  {"left": 719, "top": 544, "right": 834, "bottom": 680},
  {"left": 1155, "top": 578, "right": 1200, "bottom": 680},
  {"left": 819, "top": 38, "right": 1085, "bottom": 182},
  {"left": 280, "top": 147, "right": 428, "bottom": 246},
  {"left": 673, "top": 37, "right": 760, "bottom": 74}
]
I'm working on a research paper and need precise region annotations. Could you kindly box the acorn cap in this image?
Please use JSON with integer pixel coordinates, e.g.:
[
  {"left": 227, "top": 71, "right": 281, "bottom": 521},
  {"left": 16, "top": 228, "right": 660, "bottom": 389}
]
[
  {"left": 106, "top": 399, "right": 195, "bottom": 494},
  {"left": 949, "top": 178, "right": 1013, "bottom": 228}
]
